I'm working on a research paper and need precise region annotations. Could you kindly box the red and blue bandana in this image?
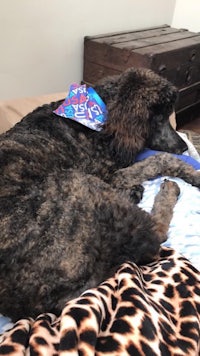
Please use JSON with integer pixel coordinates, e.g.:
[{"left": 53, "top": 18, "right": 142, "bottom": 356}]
[{"left": 54, "top": 83, "right": 107, "bottom": 131}]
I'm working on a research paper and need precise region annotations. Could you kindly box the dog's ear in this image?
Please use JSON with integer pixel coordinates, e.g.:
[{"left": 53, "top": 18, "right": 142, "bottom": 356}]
[
  {"left": 151, "top": 79, "right": 178, "bottom": 118},
  {"left": 102, "top": 95, "right": 151, "bottom": 166},
  {"left": 94, "top": 74, "right": 150, "bottom": 165},
  {"left": 101, "top": 70, "right": 153, "bottom": 166}
]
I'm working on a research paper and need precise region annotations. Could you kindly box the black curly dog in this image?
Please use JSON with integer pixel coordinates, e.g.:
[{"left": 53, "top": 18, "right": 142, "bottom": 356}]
[{"left": 0, "top": 67, "right": 199, "bottom": 321}]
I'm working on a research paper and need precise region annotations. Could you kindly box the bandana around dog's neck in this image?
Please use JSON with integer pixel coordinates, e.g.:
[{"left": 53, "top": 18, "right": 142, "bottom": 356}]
[{"left": 54, "top": 83, "right": 107, "bottom": 131}]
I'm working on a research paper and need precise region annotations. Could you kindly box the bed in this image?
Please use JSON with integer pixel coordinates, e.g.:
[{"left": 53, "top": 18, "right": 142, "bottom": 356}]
[{"left": 0, "top": 94, "right": 199, "bottom": 355}]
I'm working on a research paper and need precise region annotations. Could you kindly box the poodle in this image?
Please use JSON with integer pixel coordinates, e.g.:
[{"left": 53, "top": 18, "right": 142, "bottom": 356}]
[{"left": 0, "top": 67, "right": 199, "bottom": 321}]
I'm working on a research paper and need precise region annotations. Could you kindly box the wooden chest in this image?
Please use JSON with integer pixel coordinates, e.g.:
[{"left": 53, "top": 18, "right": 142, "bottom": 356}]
[{"left": 83, "top": 25, "right": 200, "bottom": 127}]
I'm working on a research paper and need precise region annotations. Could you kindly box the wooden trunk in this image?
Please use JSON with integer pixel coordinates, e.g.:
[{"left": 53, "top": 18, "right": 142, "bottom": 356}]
[{"left": 83, "top": 25, "right": 200, "bottom": 127}]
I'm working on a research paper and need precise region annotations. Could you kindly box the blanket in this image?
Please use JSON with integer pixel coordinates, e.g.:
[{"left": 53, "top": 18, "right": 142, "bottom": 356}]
[{"left": 0, "top": 247, "right": 199, "bottom": 355}]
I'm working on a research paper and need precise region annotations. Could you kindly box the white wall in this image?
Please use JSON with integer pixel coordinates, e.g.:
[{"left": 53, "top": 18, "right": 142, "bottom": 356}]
[
  {"left": 0, "top": 0, "right": 176, "bottom": 100},
  {"left": 172, "top": 0, "right": 200, "bottom": 32}
]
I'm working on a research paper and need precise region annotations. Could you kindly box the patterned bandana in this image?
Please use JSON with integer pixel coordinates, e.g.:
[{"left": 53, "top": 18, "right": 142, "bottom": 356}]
[{"left": 54, "top": 83, "right": 107, "bottom": 131}]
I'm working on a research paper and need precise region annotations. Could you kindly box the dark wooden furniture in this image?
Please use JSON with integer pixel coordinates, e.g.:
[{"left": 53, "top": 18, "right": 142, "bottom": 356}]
[{"left": 83, "top": 25, "right": 200, "bottom": 128}]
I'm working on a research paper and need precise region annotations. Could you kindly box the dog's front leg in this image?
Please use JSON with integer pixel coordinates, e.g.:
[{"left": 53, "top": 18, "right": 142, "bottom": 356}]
[
  {"left": 150, "top": 179, "right": 180, "bottom": 243},
  {"left": 111, "top": 153, "right": 200, "bottom": 189}
]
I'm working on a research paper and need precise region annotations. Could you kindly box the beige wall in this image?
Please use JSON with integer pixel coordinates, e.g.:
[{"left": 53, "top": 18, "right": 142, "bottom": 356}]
[
  {"left": 172, "top": 0, "right": 200, "bottom": 32},
  {"left": 0, "top": 0, "right": 176, "bottom": 100}
]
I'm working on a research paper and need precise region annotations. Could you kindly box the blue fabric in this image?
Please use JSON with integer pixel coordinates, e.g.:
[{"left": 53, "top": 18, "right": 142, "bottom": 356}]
[{"left": 135, "top": 149, "right": 200, "bottom": 170}]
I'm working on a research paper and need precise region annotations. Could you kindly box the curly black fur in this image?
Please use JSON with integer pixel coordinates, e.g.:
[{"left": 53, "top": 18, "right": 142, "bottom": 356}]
[
  {"left": 0, "top": 67, "right": 199, "bottom": 321},
  {"left": 94, "top": 67, "right": 187, "bottom": 165}
]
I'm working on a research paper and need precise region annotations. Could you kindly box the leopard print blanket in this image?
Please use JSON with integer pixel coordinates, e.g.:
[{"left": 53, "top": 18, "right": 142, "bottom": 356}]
[{"left": 0, "top": 247, "right": 199, "bottom": 356}]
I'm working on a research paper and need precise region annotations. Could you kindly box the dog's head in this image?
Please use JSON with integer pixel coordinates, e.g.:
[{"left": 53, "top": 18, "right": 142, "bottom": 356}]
[{"left": 94, "top": 67, "right": 187, "bottom": 166}]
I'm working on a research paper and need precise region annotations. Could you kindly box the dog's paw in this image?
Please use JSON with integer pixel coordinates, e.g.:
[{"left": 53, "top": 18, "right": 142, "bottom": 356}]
[
  {"left": 160, "top": 179, "right": 180, "bottom": 197},
  {"left": 130, "top": 184, "right": 144, "bottom": 204}
]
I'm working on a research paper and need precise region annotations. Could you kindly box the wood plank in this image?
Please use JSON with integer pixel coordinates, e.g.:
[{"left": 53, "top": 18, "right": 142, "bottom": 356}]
[
  {"left": 134, "top": 35, "right": 200, "bottom": 55},
  {"left": 84, "top": 24, "right": 170, "bottom": 41},
  {"left": 92, "top": 27, "right": 185, "bottom": 45},
  {"left": 176, "top": 81, "right": 200, "bottom": 110},
  {"left": 176, "top": 101, "right": 200, "bottom": 128},
  {"left": 114, "top": 31, "right": 198, "bottom": 50}
]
